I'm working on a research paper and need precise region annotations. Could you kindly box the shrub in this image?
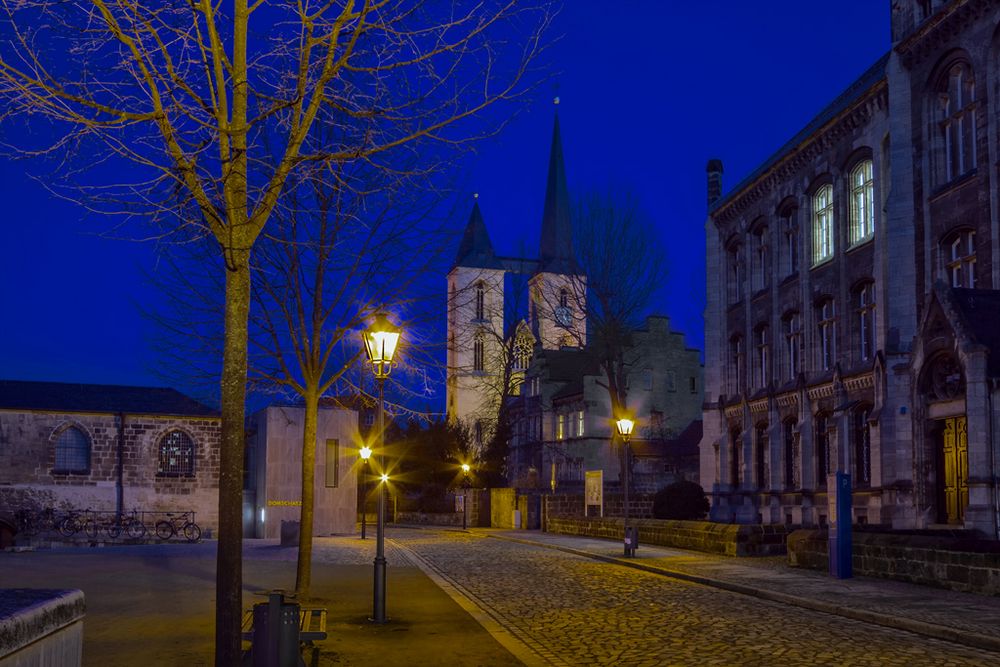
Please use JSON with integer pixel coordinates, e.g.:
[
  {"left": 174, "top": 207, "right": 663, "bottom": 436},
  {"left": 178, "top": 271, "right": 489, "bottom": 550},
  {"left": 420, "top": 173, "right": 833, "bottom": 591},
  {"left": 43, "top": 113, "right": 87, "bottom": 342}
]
[{"left": 652, "top": 481, "right": 709, "bottom": 520}]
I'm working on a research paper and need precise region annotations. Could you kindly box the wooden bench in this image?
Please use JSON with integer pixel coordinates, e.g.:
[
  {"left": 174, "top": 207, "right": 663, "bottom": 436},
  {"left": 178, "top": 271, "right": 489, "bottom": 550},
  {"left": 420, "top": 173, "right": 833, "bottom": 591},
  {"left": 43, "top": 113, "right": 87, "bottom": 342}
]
[{"left": 241, "top": 605, "right": 327, "bottom": 667}]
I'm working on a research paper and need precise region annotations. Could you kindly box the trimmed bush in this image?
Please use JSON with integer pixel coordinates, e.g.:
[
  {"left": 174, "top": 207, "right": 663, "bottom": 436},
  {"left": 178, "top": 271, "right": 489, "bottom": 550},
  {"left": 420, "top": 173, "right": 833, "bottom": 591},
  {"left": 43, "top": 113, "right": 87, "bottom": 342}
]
[{"left": 652, "top": 481, "right": 709, "bottom": 520}]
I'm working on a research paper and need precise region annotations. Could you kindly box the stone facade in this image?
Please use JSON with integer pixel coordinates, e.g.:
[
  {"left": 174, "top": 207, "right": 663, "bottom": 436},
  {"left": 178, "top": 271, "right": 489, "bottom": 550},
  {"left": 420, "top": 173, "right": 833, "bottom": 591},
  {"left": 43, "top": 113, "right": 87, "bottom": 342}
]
[{"left": 700, "top": 0, "right": 1000, "bottom": 538}]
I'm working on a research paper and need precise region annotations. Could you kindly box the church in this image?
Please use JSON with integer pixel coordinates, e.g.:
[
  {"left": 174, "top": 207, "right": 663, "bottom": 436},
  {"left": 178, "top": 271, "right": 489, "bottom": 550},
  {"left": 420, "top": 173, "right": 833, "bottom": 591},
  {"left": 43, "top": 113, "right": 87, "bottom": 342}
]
[{"left": 700, "top": 0, "right": 1000, "bottom": 539}]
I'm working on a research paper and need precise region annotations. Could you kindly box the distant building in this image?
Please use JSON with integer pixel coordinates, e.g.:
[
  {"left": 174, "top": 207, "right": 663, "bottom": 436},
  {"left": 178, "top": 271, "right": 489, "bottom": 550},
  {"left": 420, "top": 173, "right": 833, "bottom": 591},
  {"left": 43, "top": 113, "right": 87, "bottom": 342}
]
[
  {"left": 701, "top": 0, "right": 1000, "bottom": 536},
  {"left": 508, "top": 316, "right": 703, "bottom": 493},
  {"left": 244, "top": 404, "right": 360, "bottom": 538},
  {"left": 0, "top": 379, "right": 221, "bottom": 532}
]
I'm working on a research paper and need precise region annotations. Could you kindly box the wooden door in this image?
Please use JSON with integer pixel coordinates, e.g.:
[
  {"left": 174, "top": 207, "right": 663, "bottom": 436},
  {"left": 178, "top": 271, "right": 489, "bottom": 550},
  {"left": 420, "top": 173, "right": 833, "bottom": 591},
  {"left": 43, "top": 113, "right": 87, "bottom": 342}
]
[{"left": 941, "top": 416, "right": 969, "bottom": 524}]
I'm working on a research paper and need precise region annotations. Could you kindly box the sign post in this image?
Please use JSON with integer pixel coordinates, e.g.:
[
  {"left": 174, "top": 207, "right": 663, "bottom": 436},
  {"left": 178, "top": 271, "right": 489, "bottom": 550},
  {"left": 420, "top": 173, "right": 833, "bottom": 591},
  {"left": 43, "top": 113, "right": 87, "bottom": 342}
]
[
  {"left": 585, "top": 470, "right": 603, "bottom": 518},
  {"left": 828, "top": 471, "right": 852, "bottom": 579}
]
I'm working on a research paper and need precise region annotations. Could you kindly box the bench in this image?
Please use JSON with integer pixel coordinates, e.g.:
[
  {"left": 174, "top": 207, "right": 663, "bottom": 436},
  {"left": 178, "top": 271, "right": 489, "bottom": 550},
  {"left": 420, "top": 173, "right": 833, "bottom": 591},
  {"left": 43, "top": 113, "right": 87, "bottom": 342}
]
[{"left": 241, "top": 594, "right": 327, "bottom": 667}]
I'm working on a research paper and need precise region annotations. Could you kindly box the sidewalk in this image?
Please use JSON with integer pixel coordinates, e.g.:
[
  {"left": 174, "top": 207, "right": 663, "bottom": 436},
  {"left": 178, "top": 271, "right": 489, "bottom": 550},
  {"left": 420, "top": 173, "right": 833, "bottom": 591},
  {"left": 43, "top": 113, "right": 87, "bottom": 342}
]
[{"left": 486, "top": 529, "right": 1000, "bottom": 654}]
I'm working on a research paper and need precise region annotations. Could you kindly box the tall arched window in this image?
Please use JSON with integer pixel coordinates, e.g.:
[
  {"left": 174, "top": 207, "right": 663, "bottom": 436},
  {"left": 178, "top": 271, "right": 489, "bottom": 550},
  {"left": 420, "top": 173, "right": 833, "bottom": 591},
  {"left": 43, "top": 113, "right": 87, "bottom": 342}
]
[
  {"left": 54, "top": 426, "right": 90, "bottom": 473},
  {"left": 473, "top": 332, "right": 485, "bottom": 371},
  {"left": 158, "top": 430, "right": 195, "bottom": 476},
  {"left": 754, "top": 423, "right": 768, "bottom": 488},
  {"left": 849, "top": 159, "right": 874, "bottom": 244},
  {"left": 559, "top": 288, "right": 568, "bottom": 308},
  {"left": 935, "top": 61, "right": 976, "bottom": 184},
  {"left": 812, "top": 184, "right": 834, "bottom": 264},
  {"left": 474, "top": 281, "right": 486, "bottom": 320},
  {"left": 750, "top": 221, "right": 769, "bottom": 292},
  {"left": 727, "top": 241, "right": 744, "bottom": 304},
  {"left": 729, "top": 335, "right": 744, "bottom": 395},
  {"left": 783, "top": 418, "right": 798, "bottom": 490},
  {"left": 855, "top": 282, "right": 876, "bottom": 362},
  {"left": 944, "top": 229, "right": 976, "bottom": 287},
  {"left": 780, "top": 207, "right": 799, "bottom": 277},
  {"left": 853, "top": 405, "right": 872, "bottom": 488},
  {"left": 754, "top": 324, "right": 770, "bottom": 389},
  {"left": 817, "top": 298, "right": 836, "bottom": 371},
  {"left": 782, "top": 312, "right": 802, "bottom": 380}
]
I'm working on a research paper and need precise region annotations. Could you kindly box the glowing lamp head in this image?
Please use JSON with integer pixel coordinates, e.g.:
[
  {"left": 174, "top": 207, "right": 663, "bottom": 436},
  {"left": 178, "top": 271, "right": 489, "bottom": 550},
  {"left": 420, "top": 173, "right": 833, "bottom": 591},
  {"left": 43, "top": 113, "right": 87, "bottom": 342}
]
[
  {"left": 616, "top": 418, "right": 635, "bottom": 439},
  {"left": 380, "top": 473, "right": 389, "bottom": 483},
  {"left": 461, "top": 463, "right": 471, "bottom": 474},
  {"left": 359, "top": 445, "right": 372, "bottom": 461},
  {"left": 363, "top": 312, "right": 401, "bottom": 368}
]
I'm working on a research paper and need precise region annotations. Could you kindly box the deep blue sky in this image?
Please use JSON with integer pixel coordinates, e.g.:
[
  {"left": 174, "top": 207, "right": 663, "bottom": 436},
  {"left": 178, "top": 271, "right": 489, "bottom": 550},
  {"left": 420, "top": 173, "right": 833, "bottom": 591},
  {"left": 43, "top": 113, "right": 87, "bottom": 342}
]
[{"left": 0, "top": 2, "right": 890, "bottom": 400}]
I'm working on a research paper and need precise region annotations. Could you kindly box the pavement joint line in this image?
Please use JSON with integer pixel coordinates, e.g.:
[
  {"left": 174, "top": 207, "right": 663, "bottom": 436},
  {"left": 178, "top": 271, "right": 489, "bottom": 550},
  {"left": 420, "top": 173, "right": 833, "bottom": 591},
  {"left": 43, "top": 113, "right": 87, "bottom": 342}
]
[
  {"left": 389, "top": 538, "right": 566, "bottom": 667},
  {"left": 486, "top": 533, "right": 1000, "bottom": 656}
]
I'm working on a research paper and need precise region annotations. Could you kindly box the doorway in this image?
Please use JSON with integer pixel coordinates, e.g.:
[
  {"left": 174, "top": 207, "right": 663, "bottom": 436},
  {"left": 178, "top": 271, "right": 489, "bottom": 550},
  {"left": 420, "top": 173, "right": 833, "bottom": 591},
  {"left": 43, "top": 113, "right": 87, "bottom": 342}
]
[{"left": 937, "top": 416, "right": 968, "bottom": 524}]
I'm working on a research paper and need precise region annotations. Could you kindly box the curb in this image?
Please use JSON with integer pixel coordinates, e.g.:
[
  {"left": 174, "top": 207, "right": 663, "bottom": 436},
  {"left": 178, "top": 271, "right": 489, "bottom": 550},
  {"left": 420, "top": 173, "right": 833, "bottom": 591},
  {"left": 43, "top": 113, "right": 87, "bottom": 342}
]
[{"left": 487, "top": 533, "right": 1000, "bottom": 655}]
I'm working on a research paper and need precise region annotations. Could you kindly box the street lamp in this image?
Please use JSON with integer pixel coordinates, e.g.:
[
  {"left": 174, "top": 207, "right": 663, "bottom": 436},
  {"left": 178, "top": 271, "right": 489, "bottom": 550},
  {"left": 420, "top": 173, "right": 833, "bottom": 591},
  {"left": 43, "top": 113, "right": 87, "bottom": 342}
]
[
  {"left": 359, "top": 445, "right": 372, "bottom": 539},
  {"left": 362, "top": 312, "right": 401, "bottom": 624},
  {"left": 616, "top": 417, "right": 635, "bottom": 558},
  {"left": 461, "top": 463, "right": 471, "bottom": 530}
]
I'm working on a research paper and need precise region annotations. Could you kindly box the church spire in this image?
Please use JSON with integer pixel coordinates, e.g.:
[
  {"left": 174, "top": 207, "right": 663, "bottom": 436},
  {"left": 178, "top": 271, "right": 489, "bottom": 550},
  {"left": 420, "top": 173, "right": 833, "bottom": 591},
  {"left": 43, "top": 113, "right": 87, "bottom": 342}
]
[
  {"left": 453, "top": 195, "right": 501, "bottom": 270},
  {"left": 538, "top": 98, "right": 577, "bottom": 274}
]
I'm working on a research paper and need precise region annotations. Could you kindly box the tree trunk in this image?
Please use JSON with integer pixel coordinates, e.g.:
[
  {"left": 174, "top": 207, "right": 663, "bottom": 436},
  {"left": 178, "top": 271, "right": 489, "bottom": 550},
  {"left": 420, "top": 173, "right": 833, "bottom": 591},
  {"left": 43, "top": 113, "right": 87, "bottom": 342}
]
[
  {"left": 215, "top": 248, "right": 250, "bottom": 666},
  {"left": 296, "top": 387, "right": 318, "bottom": 596}
]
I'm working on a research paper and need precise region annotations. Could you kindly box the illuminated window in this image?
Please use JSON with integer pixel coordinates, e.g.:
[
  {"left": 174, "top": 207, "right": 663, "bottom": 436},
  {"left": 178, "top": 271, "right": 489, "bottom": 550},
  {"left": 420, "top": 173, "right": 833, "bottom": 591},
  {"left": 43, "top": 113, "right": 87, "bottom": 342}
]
[
  {"left": 513, "top": 335, "right": 532, "bottom": 371},
  {"left": 54, "top": 426, "right": 90, "bottom": 473},
  {"left": 935, "top": 61, "right": 976, "bottom": 185},
  {"left": 849, "top": 160, "right": 874, "bottom": 244},
  {"left": 945, "top": 230, "right": 976, "bottom": 288},
  {"left": 782, "top": 312, "right": 802, "bottom": 380},
  {"left": 158, "top": 430, "right": 194, "bottom": 476},
  {"left": 576, "top": 410, "right": 585, "bottom": 437},
  {"left": 475, "top": 281, "right": 485, "bottom": 320},
  {"left": 556, "top": 414, "right": 565, "bottom": 440},
  {"left": 817, "top": 299, "right": 836, "bottom": 371},
  {"left": 812, "top": 184, "right": 834, "bottom": 264},
  {"left": 473, "top": 333, "right": 485, "bottom": 371},
  {"left": 855, "top": 282, "right": 876, "bottom": 362}
]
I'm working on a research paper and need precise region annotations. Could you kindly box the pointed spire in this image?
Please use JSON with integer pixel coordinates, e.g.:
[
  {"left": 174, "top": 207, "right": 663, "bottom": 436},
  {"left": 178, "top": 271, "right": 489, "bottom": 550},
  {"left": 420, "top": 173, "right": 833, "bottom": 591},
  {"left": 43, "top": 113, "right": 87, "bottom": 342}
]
[
  {"left": 539, "top": 100, "right": 577, "bottom": 274},
  {"left": 453, "top": 196, "right": 501, "bottom": 270}
]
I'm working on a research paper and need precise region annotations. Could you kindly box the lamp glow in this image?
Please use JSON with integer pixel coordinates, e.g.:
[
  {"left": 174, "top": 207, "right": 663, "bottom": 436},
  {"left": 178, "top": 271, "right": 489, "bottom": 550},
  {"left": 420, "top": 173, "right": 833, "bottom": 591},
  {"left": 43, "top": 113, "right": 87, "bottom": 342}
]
[
  {"left": 359, "top": 445, "right": 372, "bottom": 461},
  {"left": 616, "top": 418, "right": 635, "bottom": 438},
  {"left": 380, "top": 473, "right": 389, "bottom": 483},
  {"left": 363, "top": 313, "right": 401, "bottom": 375},
  {"left": 461, "top": 463, "right": 471, "bottom": 474}
]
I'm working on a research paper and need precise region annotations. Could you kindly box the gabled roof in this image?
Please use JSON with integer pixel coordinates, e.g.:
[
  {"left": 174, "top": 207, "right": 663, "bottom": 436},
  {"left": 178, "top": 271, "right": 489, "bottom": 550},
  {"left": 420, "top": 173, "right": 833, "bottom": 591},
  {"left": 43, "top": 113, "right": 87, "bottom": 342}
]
[
  {"left": 0, "top": 379, "right": 218, "bottom": 417},
  {"left": 453, "top": 199, "right": 502, "bottom": 270},
  {"left": 538, "top": 111, "right": 579, "bottom": 275}
]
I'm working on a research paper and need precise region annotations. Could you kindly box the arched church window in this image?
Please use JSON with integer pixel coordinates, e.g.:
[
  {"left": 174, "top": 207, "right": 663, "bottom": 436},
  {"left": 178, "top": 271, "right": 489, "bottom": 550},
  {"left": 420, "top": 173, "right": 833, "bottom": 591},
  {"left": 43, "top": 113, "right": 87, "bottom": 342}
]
[
  {"left": 934, "top": 60, "right": 976, "bottom": 185},
  {"left": 750, "top": 221, "right": 769, "bottom": 292},
  {"left": 513, "top": 335, "right": 532, "bottom": 371},
  {"left": 559, "top": 288, "right": 568, "bottom": 308},
  {"left": 54, "top": 426, "right": 90, "bottom": 473},
  {"left": 816, "top": 298, "right": 836, "bottom": 371},
  {"left": 780, "top": 206, "right": 799, "bottom": 277},
  {"left": 473, "top": 332, "right": 485, "bottom": 371},
  {"left": 475, "top": 281, "right": 485, "bottom": 320},
  {"left": 782, "top": 311, "right": 802, "bottom": 381},
  {"left": 158, "top": 430, "right": 195, "bottom": 476},
  {"left": 849, "top": 159, "right": 875, "bottom": 245},
  {"left": 854, "top": 281, "right": 876, "bottom": 362},
  {"left": 812, "top": 184, "right": 834, "bottom": 264},
  {"left": 753, "top": 324, "right": 770, "bottom": 389}
]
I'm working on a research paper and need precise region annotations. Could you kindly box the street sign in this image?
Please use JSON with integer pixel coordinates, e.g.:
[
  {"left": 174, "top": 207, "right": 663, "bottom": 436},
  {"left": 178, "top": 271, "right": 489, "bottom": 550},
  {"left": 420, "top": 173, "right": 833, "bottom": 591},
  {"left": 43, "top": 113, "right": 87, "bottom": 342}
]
[{"left": 585, "top": 470, "right": 603, "bottom": 517}]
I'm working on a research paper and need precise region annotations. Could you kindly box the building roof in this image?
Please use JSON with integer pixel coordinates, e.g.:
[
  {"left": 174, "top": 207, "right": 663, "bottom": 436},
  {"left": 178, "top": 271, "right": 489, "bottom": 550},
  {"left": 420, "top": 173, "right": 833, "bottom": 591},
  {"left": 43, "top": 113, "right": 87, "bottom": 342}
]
[
  {"left": 538, "top": 111, "right": 579, "bottom": 275},
  {"left": 453, "top": 199, "right": 502, "bottom": 270},
  {"left": 710, "top": 52, "right": 890, "bottom": 214},
  {"left": 537, "top": 347, "right": 600, "bottom": 384},
  {"left": 0, "top": 379, "right": 219, "bottom": 417},
  {"left": 948, "top": 288, "right": 1000, "bottom": 377}
]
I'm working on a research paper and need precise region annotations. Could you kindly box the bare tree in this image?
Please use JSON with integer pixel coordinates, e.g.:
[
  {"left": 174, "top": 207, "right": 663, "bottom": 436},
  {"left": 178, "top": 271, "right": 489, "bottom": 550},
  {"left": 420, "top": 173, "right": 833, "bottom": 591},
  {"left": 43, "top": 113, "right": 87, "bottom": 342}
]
[{"left": 0, "top": 2, "right": 553, "bottom": 660}]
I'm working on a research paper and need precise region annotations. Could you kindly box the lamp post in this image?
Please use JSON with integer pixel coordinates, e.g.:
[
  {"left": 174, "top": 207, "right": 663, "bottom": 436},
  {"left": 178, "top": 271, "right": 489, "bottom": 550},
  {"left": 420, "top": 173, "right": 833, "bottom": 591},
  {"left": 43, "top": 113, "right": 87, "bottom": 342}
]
[
  {"left": 362, "top": 312, "right": 401, "bottom": 624},
  {"left": 461, "top": 463, "right": 471, "bottom": 530},
  {"left": 616, "top": 417, "right": 635, "bottom": 558},
  {"left": 359, "top": 445, "right": 372, "bottom": 539}
]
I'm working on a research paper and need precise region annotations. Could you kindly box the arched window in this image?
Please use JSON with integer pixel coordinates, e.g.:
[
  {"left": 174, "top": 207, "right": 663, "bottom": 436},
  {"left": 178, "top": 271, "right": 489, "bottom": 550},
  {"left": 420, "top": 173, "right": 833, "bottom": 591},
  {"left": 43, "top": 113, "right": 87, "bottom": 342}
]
[
  {"left": 782, "top": 312, "right": 802, "bottom": 380},
  {"left": 513, "top": 335, "right": 532, "bottom": 371},
  {"left": 780, "top": 207, "right": 799, "bottom": 277},
  {"left": 783, "top": 418, "right": 798, "bottom": 490},
  {"left": 816, "top": 298, "right": 836, "bottom": 371},
  {"left": 754, "top": 324, "right": 770, "bottom": 389},
  {"left": 559, "top": 288, "right": 568, "bottom": 308},
  {"left": 853, "top": 405, "right": 872, "bottom": 488},
  {"left": 754, "top": 423, "right": 768, "bottom": 488},
  {"left": 473, "top": 332, "right": 485, "bottom": 371},
  {"left": 750, "top": 222, "right": 769, "bottom": 292},
  {"left": 855, "top": 282, "right": 876, "bottom": 362},
  {"left": 727, "top": 241, "right": 744, "bottom": 304},
  {"left": 944, "top": 229, "right": 976, "bottom": 287},
  {"left": 934, "top": 61, "right": 976, "bottom": 184},
  {"left": 812, "top": 184, "right": 834, "bottom": 264},
  {"left": 474, "top": 281, "right": 486, "bottom": 320},
  {"left": 849, "top": 160, "right": 875, "bottom": 244},
  {"left": 158, "top": 430, "right": 195, "bottom": 476},
  {"left": 54, "top": 426, "right": 90, "bottom": 473},
  {"left": 815, "top": 414, "right": 830, "bottom": 489},
  {"left": 729, "top": 335, "right": 744, "bottom": 395}
]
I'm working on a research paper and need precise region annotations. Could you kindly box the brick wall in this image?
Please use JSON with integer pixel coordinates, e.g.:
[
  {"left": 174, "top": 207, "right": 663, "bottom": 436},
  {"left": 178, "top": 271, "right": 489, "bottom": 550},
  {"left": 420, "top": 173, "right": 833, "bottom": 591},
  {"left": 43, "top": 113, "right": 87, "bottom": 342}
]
[
  {"left": 787, "top": 529, "right": 1000, "bottom": 595},
  {"left": 0, "top": 410, "right": 221, "bottom": 532},
  {"left": 544, "top": 493, "right": 654, "bottom": 520}
]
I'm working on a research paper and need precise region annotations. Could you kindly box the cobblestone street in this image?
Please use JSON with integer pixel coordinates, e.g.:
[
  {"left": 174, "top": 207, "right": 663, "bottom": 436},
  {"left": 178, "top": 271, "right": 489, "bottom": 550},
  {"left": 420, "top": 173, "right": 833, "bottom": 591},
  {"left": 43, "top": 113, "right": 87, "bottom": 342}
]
[{"left": 392, "top": 529, "right": 1000, "bottom": 667}]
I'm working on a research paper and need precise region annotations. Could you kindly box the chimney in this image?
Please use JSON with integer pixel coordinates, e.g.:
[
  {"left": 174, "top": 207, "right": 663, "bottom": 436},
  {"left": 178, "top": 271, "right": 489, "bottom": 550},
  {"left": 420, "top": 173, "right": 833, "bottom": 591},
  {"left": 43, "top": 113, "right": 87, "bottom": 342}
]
[{"left": 706, "top": 159, "right": 724, "bottom": 207}]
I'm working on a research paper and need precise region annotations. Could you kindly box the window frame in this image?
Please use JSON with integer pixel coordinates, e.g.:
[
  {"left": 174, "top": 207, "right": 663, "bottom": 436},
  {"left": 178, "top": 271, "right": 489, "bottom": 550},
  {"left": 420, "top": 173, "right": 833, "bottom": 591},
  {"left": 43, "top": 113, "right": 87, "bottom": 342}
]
[
  {"left": 944, "top": 229, "right": 976, "bottom": 288},
  {"left": 812, "top": 184, "right": 835, "bottom": 265},
  {"left": 855, "top": 281, "right": 876, "bottom": 362},
  {"left": 53, "top": 425, "right": 91, "bottom": 474},
  {"left": 817, "top": 299, "right": 836, "bottom": 372},
  {"left": 157, "top": 429, "right": 195, "bottom": 477},
  {"left": 474, "top": 281, "right": 486, "bottom": 321},
  {"left": 849, "top": 159, "right": 875, "bottom": 246}
]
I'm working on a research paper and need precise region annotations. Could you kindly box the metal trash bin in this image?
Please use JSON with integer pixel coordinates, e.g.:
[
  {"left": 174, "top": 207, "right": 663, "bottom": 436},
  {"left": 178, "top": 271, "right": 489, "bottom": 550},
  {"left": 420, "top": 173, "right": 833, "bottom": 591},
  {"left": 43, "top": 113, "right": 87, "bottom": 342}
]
[
  {"left": 624, "top": 526, "right": 639, "bottom": 557},
  {"left": 250, "top": 591, "right": 301, "bottom": 667}
]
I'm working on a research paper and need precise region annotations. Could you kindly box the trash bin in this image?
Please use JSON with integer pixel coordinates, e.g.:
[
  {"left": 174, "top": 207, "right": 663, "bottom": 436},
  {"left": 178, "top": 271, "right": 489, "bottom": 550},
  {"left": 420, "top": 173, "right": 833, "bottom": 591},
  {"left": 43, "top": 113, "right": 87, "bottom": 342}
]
[
  {"left": 512, "top": 510, "right": 522, "bottom": 529},
  {"left": 624, "top": 526, "right": 639, "bottom": 556}
]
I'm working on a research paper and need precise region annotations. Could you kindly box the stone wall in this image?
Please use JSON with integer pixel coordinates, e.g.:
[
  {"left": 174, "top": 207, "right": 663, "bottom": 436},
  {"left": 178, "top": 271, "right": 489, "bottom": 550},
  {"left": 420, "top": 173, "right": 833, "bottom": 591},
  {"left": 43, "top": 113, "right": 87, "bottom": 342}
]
[
  {"left": 544, "top": 493, "right": 654, "bottom": 521},
  {"left": 787, "top": 529, "right": 1000, "bottom": 595},
  {"left": 0, "top": 589, "right": 85, "bottom": 666},
  {"left": 0, "top": 410, "right": 221, "bottom": 533},
  {"left": 545, "top": 516, "right": 789, "bottom": 556},
  {"left": 394, "top": 512, "right": 463, "bottom": 527}
]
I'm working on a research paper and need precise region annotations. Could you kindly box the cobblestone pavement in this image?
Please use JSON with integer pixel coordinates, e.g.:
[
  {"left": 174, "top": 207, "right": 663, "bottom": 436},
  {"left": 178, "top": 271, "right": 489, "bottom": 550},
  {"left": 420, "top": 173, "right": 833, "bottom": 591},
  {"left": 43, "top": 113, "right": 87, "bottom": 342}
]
[{"left": 392, "top": 529, "right": 1000, "bottom": 667}]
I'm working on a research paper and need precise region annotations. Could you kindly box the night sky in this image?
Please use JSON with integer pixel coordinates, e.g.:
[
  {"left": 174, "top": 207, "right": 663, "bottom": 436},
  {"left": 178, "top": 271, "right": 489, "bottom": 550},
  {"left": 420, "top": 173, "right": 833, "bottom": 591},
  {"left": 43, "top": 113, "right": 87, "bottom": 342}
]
[{"left": 0, "top": 2, "right": 890, "bottom": 405}]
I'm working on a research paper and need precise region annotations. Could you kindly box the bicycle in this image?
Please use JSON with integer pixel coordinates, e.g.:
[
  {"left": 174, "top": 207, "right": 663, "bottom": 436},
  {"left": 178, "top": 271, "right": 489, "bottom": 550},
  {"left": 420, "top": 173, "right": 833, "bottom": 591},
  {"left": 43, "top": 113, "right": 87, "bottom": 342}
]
[
  {"left": 155, "top": 512, "right": 201, "bottom": 542},
  {"left": 14, "top": 507, "right": 60, "bottom": 536},
  {"left": 59, "top": 509, "right": 98, "bottom": 538},
  {"left": 106, "top": 510, "right": 147, "bottom": 539}
]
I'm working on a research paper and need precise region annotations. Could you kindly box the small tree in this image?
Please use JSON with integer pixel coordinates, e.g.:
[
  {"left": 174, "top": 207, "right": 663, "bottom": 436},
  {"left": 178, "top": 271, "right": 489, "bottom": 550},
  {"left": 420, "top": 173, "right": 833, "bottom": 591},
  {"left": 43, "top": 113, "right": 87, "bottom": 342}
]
[{"left": 652, "top": 481, "right": 710, "bottom": 521}]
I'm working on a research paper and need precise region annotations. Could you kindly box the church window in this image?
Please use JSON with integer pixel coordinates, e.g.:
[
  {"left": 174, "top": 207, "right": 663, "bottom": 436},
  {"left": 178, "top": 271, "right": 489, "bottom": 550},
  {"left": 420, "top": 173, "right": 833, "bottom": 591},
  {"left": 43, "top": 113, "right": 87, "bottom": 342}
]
[
  {"left": 556, "top": 414, "right": 565, "bottom": 440},
  {"left": 817, "top": 299, "right": 836, "bottom": 371},
  {"left": 753, "top": 324, "right": 770, "bottom": 389},
  {"left": 54, "top": 426, "right": 90, "bottom": 473},
  {"left": 750, "top": 222, "right": 769, "bottom": 292},
  {"left": 849, "top": 160, "right": 875, "bottom": 245},
  {"left": 576, "top": 410, "right": 585, "bottom": 437},
  {"left": 781, "top": 208, "right": 799, "bottom": 277},
  {"left": 473, "top": 333, "right": 485, "bottom": 371},
  {"left": 934, "top": 61, "right": 976, "bottom": 185},
  {"left": 944, "top": 229, "right": 976, "bottom": 288},
  {"left": 158, "top": 430, "right": 195, "bottom": 476},
  {"left": 855, "top": 282, "right": 876, "bottom": 362},
  {"left": 727, "top": 241, "right": 744, "bottom": 303},
  {"left": 559, "top": 288, "right": 568, "bottom": 308},
  {"left": 782, "top": 312, "right": 802, "bottom": 381},
  {"left": 729, "top": 335, "right": 744, "bottom": 395},
  {"left": 513, "top": 335, "right": 532, "bottom": 371},
  {"left": 853, "top": 405, "right": 872, "bottom": 488},
  {"left": 475, "top": 281, "right": 486, "bottom": 320},
  {"left": 812, "top": 184, "right": 834, "bottom": 264}
]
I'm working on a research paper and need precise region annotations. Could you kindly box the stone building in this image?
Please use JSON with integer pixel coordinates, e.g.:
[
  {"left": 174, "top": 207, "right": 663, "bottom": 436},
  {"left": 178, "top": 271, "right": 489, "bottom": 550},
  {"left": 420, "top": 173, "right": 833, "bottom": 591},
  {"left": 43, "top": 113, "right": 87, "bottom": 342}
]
[
  {"left": 700, "top": 0, "right": 1000, "bottom": 537},
  {"left": 244, "top": 404, "right": 360, "bottom": 538},
  {"left": 0, "top": 379, "right": 221, "bottom": 532},
  {"left": 509, "top": 316, "right": 703, "bottom": 493}
]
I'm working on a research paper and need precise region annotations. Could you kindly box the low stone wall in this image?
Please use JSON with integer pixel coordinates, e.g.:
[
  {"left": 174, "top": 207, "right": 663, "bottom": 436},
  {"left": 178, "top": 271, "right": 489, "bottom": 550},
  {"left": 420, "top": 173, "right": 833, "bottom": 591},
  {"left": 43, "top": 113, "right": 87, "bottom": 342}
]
[
  {"left": 394, "top": 511, "right": 463, "bottom": 527},
  {"left": 0, "top": 589, "right": 85, "bottom": 666},
  {"left": 787, "top": 529, "right": 1000, "bottom": 595},
  {"left": 545, "top": 516, "right": 789, "bottom": 556}
]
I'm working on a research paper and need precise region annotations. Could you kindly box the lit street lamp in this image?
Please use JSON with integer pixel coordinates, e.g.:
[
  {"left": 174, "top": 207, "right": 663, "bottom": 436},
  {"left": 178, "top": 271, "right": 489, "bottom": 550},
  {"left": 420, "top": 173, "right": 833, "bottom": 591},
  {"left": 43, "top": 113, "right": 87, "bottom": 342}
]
[
  {"left": 616, "top": 417, "right": 635, "bottom": 558},
  {"left": 362, "top": 312, "right": 401, "bottom": 624},
  {"left": 359, "top": 445, "right": 372, "bottom": 539},
  {"left": 461, "top": 463, "right": 471, "bottom": 530}
]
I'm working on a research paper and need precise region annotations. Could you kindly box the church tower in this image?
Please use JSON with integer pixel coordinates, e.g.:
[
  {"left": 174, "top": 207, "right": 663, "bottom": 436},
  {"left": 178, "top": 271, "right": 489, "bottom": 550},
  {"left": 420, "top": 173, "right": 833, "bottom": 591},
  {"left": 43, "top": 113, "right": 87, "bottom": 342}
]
[
  {"left": 529, "top": 104, "right": 587, "bottom": 350},
  {"left": 446, "top": 197, "right": 506, "bottom": 431}
]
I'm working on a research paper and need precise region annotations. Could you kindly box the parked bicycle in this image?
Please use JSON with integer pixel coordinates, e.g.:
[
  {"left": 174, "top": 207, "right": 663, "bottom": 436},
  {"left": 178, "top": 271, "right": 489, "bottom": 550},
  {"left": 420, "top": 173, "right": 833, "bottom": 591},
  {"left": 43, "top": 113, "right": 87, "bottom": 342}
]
[
  {"left": 106, "top": 510, "right": 147, "bottom": 539},
  {"left": 59, "top": 509, "right": 99, "bottom": 539},
  {"left": 155, "top": 512, "right": 201, "bottom": 542},
  {"left": 14, "top": 507, "right": 61, "bottom": 536}
]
